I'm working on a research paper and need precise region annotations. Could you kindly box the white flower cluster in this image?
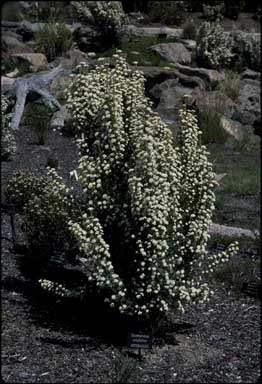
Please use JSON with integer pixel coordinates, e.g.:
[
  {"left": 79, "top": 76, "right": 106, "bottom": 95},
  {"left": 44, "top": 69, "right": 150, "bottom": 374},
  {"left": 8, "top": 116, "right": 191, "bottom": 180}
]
[
  {"left": 196, "top": 21, "right": 235, "bottom": 69},
  {"left": 66, "top": 54, "right": 239, "bottom": 319},
  {"left": 38, "top": 279, "right": 83, "bottom": 298},
  {"left": 1, "top": 94, "right": 16, "bottom": 159},
  {"left": 72, "top": 1, "right": 127, "bottom": 32}
]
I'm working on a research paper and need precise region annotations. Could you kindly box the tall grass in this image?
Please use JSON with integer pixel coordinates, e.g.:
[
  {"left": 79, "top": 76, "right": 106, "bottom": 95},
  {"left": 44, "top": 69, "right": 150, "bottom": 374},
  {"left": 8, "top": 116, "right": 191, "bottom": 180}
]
[
  {"left": 35, "top": 22, "right": 72, "bottom": 62},
  {"left": 198, "top": 105, "right": 229, "bottom": 144},
  {"left": 216, "top": 71, "right": 241, "bottom": 101}
]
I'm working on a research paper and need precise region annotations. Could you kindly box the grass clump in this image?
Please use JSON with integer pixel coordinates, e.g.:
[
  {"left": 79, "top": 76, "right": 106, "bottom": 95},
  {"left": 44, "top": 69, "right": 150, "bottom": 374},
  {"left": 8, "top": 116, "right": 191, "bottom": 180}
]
[
  {"left": 22, "top": 103, "right": 53, "bottom": 145},
  {"left": 198, "top": 106, "right": 230, "bottom": 144},
  {"left": 222, "top": 168, "right": 260, "bottom": 196},
  {"left": 216, "top": 71, "right": 241, "bottom": 101},
  {"left": 35, "top": 22, "right": 72, "bottom": 62}
]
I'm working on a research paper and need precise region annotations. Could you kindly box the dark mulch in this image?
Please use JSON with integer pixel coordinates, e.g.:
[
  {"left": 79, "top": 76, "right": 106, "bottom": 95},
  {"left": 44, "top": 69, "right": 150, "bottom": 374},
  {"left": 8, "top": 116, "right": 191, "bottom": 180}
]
[{"left": 1, "top": 124, "right": 261, "bottom": 383}]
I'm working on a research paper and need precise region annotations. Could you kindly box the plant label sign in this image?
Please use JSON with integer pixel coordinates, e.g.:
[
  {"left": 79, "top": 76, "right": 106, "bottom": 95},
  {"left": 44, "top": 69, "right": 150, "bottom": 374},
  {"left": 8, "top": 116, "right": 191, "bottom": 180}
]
[{"left": 127, "top": 332, "right": 152, "bottom": 350}]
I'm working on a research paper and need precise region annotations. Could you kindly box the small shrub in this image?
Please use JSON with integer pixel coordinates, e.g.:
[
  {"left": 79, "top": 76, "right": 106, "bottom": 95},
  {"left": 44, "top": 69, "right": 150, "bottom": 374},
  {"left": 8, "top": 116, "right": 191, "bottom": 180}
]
[
  {"left": 216, "top": 71, "right": 241, "bottom": 101},
  {"left": 182, "top": 20, "right": 197, "bottom": 40},
  {"left": 22, "top": 103, "right": 53, "bottom": 145},
  {"left": 231, "top": 31, "right": 261, "bottom": 71},
  {"left": 148, "top": 1, "right": 188, "bottom": 26},
  {"left": 1, "top": 94, "right": 16, "bottom": 160},
  {"left": 46, "top": 157, "right": 59, "bottom": 169},
  {"left": 5, "top": 171, "right": 49, "bottom": 211},
  {"left": 2, "top": 56, "right": 31, "bottom": 77},
  {"left": 28, "top": 1, "right": 64, "bottom": 22},
  {"left": 198, "top": 105, "right": 230, "bottom": 144},
  {"left": 196, "top": 21, "right": 234, "bottom": 69},
  {"left": 23, "top": 168, "right": 80, "bottom": 260},
  {"left": 35, "top": 22, "right": 72, "bottom": 62},
  {"left": 202, "top": 2, "right": 225, "bottom": 21}
]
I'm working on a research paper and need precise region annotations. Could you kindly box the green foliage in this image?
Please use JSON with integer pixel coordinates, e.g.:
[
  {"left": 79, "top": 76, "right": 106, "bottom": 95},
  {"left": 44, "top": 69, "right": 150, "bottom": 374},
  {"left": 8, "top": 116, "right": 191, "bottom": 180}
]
[
  {"left": 231, "top": 31, "right": 261, "bottom": 71},
  {"left": 22, "top": 103, "right": 53, "bottom": 145},
  {"left": 1, "top": 1, "right": 22, "bottom": 21},
  {"left": 109, "top": 353, "right": 140, "bottom": 383},
  {"left": 96, "top": 34, "right": 178, "bottom": 66},
  {"left": 202, "top": 2, "right": 225, "bottom": 21},
  {"left": 222, "top": 168, "right": 260, "bottom": 195},
  {"left": 2, "top": 56, "right": 31, "bottom": 77},
  {"left": 35, "top": 22, "right": 72, "bottom": 62},
  {"left": 23, "top": 169, "right": 80, "bottom": 260},
  {"left": 198, "top": 106, "right": 229, "bottom": 144},
  {"left": 212, "top": 255, "right": 260, "bottom": 292},
  {"left": 182, "top": 21, "right": 197, "bottom": 40},
  {"left": 28, "top": 1, "right": 64, "bottom": 22},
  {"left": 216, "top": 71, "right": 241, "bottom": 101},
  {"left": 5, "top": 171, "right": 49, "bottom": 211},
  {"left": 148, "top": 1, "right": 188, "bottom": 26}
]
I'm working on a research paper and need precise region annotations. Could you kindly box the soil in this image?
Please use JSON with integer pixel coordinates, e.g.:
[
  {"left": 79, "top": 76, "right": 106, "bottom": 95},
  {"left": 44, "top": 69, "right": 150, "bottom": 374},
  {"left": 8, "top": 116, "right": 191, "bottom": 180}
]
[{"left": 1, "top": 123, "right": 261, "bottom": 383}]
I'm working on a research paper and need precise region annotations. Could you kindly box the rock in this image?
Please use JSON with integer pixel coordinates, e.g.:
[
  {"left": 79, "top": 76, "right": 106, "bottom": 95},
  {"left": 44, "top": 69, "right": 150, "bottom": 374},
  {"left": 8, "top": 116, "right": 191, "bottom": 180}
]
[
  {"left": 72, "top": 25, "right": 101, "bottom": 52},
  {"left": 6, "top": 68, "right": 20, "bottom": 78},
  {"left": 220, "top": 116, "right": 244, "bottom": 141},
  {"left": 1, "top": 76, "right": 16, "bottom": 92},
  {"left": 242, "top": 69, "right": 261, "bottom": 82},
  {"left": 179, "top": 39, "right": 196, "bottom": 51},
  {"left": 175, "top": 63, "right": 225, "bottom": 86},
  {"left": 2, "top": 32, "right": 34, "bottom": 54},
  {"left": 125, "top": 25, "right": 183, "bottom": 38},
  {"left": 193, "top": 90, "right": 237, "bottom": 119},
  {"left": 64, "top": 48, "right": 89, "bottom": 68},
  {"left": 135, "top": 66, "right": 205, "bottom": 97},
  {"left": 50, "top": 105, "right": 71, "bottom": 130},
  {"left": 209, "top": 223, "right": 259, "bottom": 240},
  {"left": 49, "top": 73, "right": 72, "bottom": 103},
  {"left": 11, "top": 53, "right": 48, "bottom": 72},
  {"left": 16, "top": 21, "right": 46, "bottom": 40},
  {"left": 150, "top": 80, "right": 194, "bottom": 118},
  {"left": 236, "top": 81, "right": 260, "bottom": 125},
  {"left": 150, "top": 43, "right": 192, "bottom": 64}
]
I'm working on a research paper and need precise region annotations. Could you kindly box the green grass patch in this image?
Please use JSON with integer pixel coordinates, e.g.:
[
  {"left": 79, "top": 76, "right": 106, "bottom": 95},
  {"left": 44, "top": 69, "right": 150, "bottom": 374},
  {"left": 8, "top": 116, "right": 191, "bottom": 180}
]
[
  {"left": 222, "top": 168, "right": 260, "bottom": 195},
  {"left": 97, "top": 35, "right": 178, "bottom": 67},
  {"left": 199, "top": 107, "right": 230, "bottom": 144}
]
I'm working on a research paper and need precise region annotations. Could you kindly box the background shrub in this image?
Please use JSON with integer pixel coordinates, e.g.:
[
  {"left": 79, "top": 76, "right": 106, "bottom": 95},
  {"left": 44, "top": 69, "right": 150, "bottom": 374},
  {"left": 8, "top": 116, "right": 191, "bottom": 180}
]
[
  {"left": 35, "top": 22, "right": 72, "bottom": 62},
  {"left": 202, "top": 2, "right": 225, "bottom": 21},
  {"left": 196, "top": 21, "right": 234, "bottom": 69},
  {"left": 198, "top": 105, "right": 230, "bottom": 144},
  {"left": 147, "top": 1, "right": 188, "bottom": 26},
  {"left": 231, "top": 31, "right": 261, "bottom": 71}
]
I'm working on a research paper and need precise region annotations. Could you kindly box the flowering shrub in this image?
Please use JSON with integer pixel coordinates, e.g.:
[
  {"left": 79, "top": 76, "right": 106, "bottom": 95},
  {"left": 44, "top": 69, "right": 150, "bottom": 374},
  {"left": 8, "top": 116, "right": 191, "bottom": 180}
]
[
  {"left": 1, "top": 94, "right": 16, "bottom": 160},
  {"left": 72, "top": 1, "right": 127, "bottom": 47},
  {"left": 231, "top": 31, "right": 261, "bottom": 72},
  {"left": 196, "top": 21, "right": 234, "bottom": 69},
  {"left": 5, "top": 171, "right": 49, "bottom": 211},
  {"left": 65, "top": 54, "right": 239, "bottom": 320}
]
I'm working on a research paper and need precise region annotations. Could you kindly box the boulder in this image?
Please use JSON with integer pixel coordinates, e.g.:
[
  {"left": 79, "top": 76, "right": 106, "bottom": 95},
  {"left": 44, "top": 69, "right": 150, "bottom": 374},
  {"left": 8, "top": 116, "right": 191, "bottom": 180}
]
[
  {"left": 175, "top": 63, "right": 225, "bottom": 87},
  {"left": 2, "top": 32, "right": 34, "bottom": 54},
  {"left": 178, "top": 39, "right": 196, "bottom": 51},
  {"left": 193, "top": 90, "right": 237, "bottom": 119},
  {"left": 219, "top": 116, "right": 244, "bottom": 141},
  {"left": 72, "top": 25, "right": 101, "bottom": 52},
  {"left": 11, "top": 53, "right": 48, "bottom": 72},
  {"left": 242, "top": 69, "right": 261, "bottom": 82},
  {"left": 236, "top": 81, "right": 260, "bottom": 125},
  {"left": 150, "top": 42, "right": 192, "bottom": 64},
  {"left": 150, "top": 80, "right": 195, "bottom": 117},
  {"left": 1, "top": 76, "right": 16, "bottom": 93}
]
